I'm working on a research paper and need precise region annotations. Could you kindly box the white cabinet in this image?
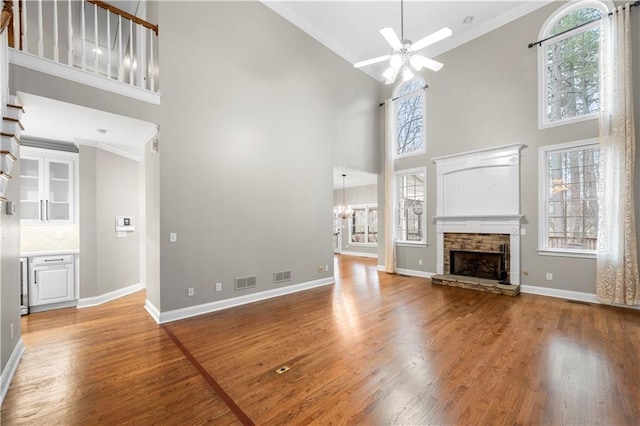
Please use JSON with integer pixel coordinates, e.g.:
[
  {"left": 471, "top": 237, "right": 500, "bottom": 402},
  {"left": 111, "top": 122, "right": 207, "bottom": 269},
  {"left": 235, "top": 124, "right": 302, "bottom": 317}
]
[
  {"left": 20, "top": 147, "right": 77, "bottom": 224},
  {"left": 28, "top": 255, "right": 75, "bottom": 307}
]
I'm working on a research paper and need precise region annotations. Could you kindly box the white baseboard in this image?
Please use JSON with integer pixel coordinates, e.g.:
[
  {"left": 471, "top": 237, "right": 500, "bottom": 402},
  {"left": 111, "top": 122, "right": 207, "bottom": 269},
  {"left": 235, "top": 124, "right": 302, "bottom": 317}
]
[
  {"left": 377, "top": 265, "right": 386, "bottom": 272},
  {"left": 1, "top": 338, "right": 25, "bottom": 405},
  {"left": 521, "top": 285, "right": 640, "bottom": 310},
  {"left": 144, "top": 299, "right": 161, "bottom": 323},
  {"left": 520, "top": 285, "right": 598, "bottom": 303},
  {"left": 29, "top": 300, "right": 77, "bottom": 313},
  {"left": 396, "top": 268, "right": 436, "bottom": 279},
  {"left": 340, "top": 251, "right": 377, "bottom": 258},
  {"left": 153, "top": 277, "right": 335, "bottom": 324},
  {"left": 77, "top": 283, "right": 144, "bottom": 308}
]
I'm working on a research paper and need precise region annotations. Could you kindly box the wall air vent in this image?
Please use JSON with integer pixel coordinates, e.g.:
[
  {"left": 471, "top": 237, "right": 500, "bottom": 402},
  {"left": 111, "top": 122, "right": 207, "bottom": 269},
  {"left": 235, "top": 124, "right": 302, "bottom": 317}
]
[
  {"left": 234, "top": 275, "right": 257, "bottom": 290},
  {"left": 274, "top": 270, "right": 292, "bottom": 284}
]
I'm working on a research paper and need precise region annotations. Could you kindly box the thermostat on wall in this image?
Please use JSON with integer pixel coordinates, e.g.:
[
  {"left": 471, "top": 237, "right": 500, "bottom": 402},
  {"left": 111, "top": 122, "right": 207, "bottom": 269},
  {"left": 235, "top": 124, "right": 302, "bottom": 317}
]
[{"left": 115, "top": 216, "right": 135, "bottom": 232}]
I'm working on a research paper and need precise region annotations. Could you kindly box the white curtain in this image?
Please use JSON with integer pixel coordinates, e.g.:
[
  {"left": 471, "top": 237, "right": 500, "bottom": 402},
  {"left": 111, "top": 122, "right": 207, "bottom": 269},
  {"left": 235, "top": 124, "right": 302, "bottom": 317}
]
[
  {"left": 596, "top": 4, "right": 640, "bottom": 305},
  {"left": 383, "top": 100, "right": 396, "bottom": 273}
]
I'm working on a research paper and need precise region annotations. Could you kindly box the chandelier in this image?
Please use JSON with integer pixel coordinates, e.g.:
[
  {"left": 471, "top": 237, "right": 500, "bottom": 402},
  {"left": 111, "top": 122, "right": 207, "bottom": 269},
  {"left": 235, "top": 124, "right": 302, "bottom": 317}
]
[{"left": 334, "top": 174, "right": 354, "bottom": 219}]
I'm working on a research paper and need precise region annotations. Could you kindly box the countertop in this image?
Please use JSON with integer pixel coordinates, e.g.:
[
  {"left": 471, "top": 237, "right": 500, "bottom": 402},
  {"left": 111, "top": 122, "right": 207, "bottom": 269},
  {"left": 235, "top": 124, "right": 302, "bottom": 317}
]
[{"left": 21, "top": 249, "right": 80, "bottom": 257}]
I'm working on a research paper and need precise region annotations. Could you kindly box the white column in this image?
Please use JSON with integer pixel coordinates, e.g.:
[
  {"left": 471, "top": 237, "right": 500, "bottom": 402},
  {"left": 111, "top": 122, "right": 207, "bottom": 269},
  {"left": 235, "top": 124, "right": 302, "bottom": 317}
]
[
  {"left": 37, "top": 0, "right": 43, "bottom": 56},
  {"left": 67, "top": 0, "right": 73, "bottom": 65},
  {"left": 53, "top": 0, "right": 59, "bottom": 62}
]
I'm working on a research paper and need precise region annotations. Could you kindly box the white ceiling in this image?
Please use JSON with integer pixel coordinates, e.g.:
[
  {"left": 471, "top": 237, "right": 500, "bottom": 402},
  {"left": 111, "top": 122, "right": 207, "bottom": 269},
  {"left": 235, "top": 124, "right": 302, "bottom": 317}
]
[
  {"left": 18, "top": 92, "right": 157, "bottom": 161},
  {"left": 334, "top": 166, "right": 378, "bottom": 189},
  {"left": 263, "top": 0, "right": 551, "bottom": 80}
]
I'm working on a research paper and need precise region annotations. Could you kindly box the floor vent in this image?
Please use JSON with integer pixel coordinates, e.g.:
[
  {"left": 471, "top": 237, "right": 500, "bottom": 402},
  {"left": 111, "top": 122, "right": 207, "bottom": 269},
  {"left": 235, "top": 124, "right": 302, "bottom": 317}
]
[
  {"left": 567, "top": 300, "right": 591, "bottom": 306},
  {"left": 235, "top": 276, "right": 257, "bottom": 290},
  {"left": 274, "top": 270, "right": 292, "bottom": 284}
]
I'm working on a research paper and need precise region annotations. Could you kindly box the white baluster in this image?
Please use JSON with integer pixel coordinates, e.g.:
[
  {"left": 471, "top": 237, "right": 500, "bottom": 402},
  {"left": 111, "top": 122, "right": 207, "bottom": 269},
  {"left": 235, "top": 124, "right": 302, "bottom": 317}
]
[
  {"left": 136, "top": 21, "right": 144, "bottom": 88},
  {"left": 81, "top": 0, "right": 86, "bottom": 70},
  {"left": 11, "top": 0, "right": 19, "bottom": 49},
  {"left": 37, "top": 0, "right": 43, "bottom": 56},
  {"left": 118, "top": 16, "right": 123, "bottom": 82},
  {"left": 67, "top": 0, "right": 73, "bottom": 66},
  {"left": 129, "top": 19, "right": 133, "bottom": 85},
  {"left": 21, "top": 0, "right": 28, "bottom": 51},
  {"left": 93, "top": 3, "right": 98, "bottom": 74},
  {"left": 106, "top": 12, "right": 111, "bottom": 79},
  {"left": 53, "top": 0, "right": 59, "bottom": 62},
  {"left": 149, "top": 29, "right": 154, "bottom": 92}
]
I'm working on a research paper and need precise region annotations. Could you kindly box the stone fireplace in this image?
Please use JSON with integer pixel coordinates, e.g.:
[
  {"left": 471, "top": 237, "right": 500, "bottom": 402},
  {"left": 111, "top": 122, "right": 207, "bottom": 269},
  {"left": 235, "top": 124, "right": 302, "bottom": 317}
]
[
  {"left": 445, "top": 233, "right": 510, "bottom": 281},
  {"left": 431, "top": 144, "right": 525, "bottom": 296}
]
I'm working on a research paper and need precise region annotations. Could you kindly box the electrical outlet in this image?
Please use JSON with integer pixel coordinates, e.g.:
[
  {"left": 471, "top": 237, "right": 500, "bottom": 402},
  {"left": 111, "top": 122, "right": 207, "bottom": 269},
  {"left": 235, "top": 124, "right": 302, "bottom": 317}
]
[
  {"left": 520, "top": 228, "right": 527, "bottom": 236},
  {"left": 324, "top": 264, "right": 329, "bottom": 272},
  {"left": 546, "top": 273, "right": 553, "bottom": 281},
  {"left": 188, "top": 287, "right": 194, "bottom": 296},
  {"left": 169, "top": 233, "right": 177, "bottom": 242},
  {"left": 10, "top": 323, "right": 13, "bottom": 340},
  {"left": 418, "top": 259, "right": 423, "bottom": 266},
  {"left": 215, "top": 282, "right": 222, "bottom": 292}
]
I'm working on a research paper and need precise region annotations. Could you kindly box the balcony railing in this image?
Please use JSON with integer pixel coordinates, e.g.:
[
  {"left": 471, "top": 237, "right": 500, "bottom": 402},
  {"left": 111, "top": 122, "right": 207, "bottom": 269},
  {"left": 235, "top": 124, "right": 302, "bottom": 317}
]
[{"left": 8, "top": 0, "right": 159, "bottom": 103}]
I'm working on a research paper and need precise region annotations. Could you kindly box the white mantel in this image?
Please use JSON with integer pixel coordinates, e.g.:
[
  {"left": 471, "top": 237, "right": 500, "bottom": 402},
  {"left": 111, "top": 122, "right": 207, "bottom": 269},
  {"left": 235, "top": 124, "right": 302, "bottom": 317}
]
[{"left": 432, "top": 144, "right": 526, "bottom": 285}]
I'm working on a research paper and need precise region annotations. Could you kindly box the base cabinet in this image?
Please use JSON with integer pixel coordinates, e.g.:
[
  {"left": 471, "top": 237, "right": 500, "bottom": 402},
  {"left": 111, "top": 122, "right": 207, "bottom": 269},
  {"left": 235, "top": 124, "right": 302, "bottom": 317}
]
[{"left": 29, "top": 255, "right": 75, "bottom": 307}]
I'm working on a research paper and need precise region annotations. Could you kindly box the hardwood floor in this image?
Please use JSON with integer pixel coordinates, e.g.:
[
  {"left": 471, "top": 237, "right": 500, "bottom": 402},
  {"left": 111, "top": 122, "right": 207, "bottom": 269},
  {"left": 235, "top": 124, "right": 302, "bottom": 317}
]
[{"left": 2, "top": 255, "right": 639, "bottom": 424}]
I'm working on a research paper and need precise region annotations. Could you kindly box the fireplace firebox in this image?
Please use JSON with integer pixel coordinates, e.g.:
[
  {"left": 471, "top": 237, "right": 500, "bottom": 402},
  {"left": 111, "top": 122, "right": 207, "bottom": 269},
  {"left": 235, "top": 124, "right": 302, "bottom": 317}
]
[{"left": 450, "top": 250, "right": 506, "bottom": 281}]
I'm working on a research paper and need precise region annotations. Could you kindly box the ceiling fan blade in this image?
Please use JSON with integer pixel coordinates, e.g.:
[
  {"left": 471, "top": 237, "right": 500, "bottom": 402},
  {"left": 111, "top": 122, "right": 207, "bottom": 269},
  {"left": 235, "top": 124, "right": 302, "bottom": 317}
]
[
  {"left": 354, "top": 55, "right": 391, "bottom": 69},
  {"left": 410, "top": 55, "right": 444, "bottom": 72},
  {"left": 383, "top": 66, "right": 400, "bottom": 85},
  {"left": 409, "top": 27, "right": 453, "bottom": 52},
  {"left": 379, "top": 27, "right": 403, "bottom": 50}
]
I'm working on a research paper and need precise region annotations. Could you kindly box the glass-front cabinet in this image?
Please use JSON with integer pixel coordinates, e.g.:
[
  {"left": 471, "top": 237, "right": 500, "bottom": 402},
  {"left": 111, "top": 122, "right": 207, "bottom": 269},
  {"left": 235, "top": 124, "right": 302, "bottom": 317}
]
[{"left": 20, "top": 147, "right": 77, "bottom": 224}]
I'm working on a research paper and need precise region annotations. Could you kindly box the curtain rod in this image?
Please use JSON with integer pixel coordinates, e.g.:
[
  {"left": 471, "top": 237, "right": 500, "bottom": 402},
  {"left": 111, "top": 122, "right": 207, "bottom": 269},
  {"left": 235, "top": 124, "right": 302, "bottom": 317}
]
[
  {"left": 378, "top": 85, "right": 428, "bottom": 107},
  {"left": 528, "top": 1, "right": 640, "bottom": 48}
]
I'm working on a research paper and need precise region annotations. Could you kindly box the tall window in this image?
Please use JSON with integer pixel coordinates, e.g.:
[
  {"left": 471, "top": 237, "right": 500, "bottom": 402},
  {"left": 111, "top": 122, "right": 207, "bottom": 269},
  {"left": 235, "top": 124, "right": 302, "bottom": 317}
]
[
  {"left": 538, "top": 1, "right": 609, "bottom": 128},
  {"left": 394, "top": 77, "right": 425, "bottom": 157},
  {"left": 350, "top": 205, "right": 378, "bottom": 245},
  {"left": 539, "top": 139, "right": 599, "bottom": 256},
  {"left": 396, "top": 168, "right": 426, "bottom": 244}
]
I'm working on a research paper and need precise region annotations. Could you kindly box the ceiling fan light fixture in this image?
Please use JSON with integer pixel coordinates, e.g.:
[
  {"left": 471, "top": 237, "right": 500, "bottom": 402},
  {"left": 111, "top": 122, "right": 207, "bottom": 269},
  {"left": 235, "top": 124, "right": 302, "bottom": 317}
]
[
  {"left": 402, "top": 66, "right": 414, "bottom": 82},
  {"left": 390, "top": 53, "right": 403, "bottom": 69}
]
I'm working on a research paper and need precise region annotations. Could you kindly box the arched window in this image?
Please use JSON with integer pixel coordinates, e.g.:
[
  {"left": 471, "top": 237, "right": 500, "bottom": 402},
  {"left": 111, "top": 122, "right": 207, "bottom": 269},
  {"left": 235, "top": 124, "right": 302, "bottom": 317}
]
[
  {"left": 538, "top": 0, "right": 611, "bottom": 128},
  {"left": 393, "top": 77, "right": 425, "bottom": 157}
]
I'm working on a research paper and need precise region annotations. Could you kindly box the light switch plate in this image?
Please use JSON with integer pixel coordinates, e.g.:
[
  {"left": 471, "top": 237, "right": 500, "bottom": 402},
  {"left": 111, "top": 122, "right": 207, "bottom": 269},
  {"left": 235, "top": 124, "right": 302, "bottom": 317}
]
[{"left": 169, "top": 232, "right": 177, "bottom": 242}]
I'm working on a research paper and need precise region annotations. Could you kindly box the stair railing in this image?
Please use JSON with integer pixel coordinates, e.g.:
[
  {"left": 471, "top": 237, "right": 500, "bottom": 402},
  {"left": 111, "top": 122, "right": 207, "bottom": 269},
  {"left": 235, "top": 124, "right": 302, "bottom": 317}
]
[{"left": 8, "top": 0, "right": 158, "bottom": 93}]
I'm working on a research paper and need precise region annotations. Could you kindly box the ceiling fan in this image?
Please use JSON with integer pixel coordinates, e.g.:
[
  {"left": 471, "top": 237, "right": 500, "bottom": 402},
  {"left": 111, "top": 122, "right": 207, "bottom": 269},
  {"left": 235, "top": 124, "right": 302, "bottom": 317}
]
[{"left": 354, "top": 0, "right": 452, "bottom": 85}]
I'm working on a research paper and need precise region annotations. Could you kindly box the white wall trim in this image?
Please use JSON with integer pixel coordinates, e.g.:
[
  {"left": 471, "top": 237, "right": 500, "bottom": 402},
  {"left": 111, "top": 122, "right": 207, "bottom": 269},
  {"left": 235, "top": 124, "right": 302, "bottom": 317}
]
[
  {"left": 75, "top": 139, "right": 143, "bottom": 162},
  {"left": 340, "top": 251, "right": 377, "bottom": 259},
  {"left": 144, "top": 299, "right": 161, "bottom": 323},
  {"left": 521, "top": 285, "right": 598, "bottom": 303},
  {"left": 9, "top": 49, "right": 161, "bottom": 105},
  {"left": 1, "top": 339, "right": 25, "bottom": 405},
  {"left": 151, "top": 277, "right": 335, "bottom": 324},
  {"left": 396, "top": 268, "right": 435, "bottom": 279},
  {"left": 77, "top": 283, "right": 144, "bottom": 308},
  {"left": 377, "top": 265, "right": 385, "bottom": 271},
  {"left": 521, "top": 285, "right": 640, "bottom": 310}
]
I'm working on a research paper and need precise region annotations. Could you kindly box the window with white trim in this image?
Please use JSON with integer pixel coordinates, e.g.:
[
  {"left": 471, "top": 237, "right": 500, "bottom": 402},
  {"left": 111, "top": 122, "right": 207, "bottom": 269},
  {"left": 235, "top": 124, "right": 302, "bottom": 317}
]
[
  {"left": 349, "top": 205, "right": 378, "bottom": 245},
  {"left": 538, "top": 1, "right": 609, "bottom": 128},
  {"left": 394, "top": 77, "right": 425, "bottom": 157},
  {"left": 539, "top": 139, "right": 599, "bottom": 256},
  {"left": 396, "top": 168, "right": 426, "bottom": 245}
]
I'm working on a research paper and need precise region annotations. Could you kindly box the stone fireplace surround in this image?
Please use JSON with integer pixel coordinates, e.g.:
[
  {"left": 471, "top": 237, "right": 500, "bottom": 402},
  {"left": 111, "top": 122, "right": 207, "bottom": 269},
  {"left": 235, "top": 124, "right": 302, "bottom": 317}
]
[{"left": 431, "top": 144, "right": 525, "bottom": 295}]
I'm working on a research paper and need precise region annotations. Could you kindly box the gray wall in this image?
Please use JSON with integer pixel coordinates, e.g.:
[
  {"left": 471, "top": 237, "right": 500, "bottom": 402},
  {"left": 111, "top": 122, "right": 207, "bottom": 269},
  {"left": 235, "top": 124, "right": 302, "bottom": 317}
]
[
  {"left": 379, "top": 1, "right": 640, "bottom": 295},
  {"left": 1, "top": 156, "right": 21, "bottom": 372},
  {"left": 334, "top": 184, "right": 378, "bottom": 255},
  {"left": 80, "top": 146, "right": 141, "bottom": 298},
  {"left": 156, "top": 1, "right": 379, "bottom": 311}
]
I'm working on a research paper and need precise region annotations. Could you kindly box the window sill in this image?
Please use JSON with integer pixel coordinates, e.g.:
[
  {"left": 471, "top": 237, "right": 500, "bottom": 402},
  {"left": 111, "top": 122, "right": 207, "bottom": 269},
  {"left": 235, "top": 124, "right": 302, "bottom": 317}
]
[
  {"left": 539, "top": 112, "right": 597, "bottom": 130},
  {"left": 537, "top": 249, "right": 596, "bottom": 259},
  {"left": 348, "top": 243, "right": 378, "bottom": 248},
  {"left": 396, "top": 242, "right": 428, "bottom": 248}
]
